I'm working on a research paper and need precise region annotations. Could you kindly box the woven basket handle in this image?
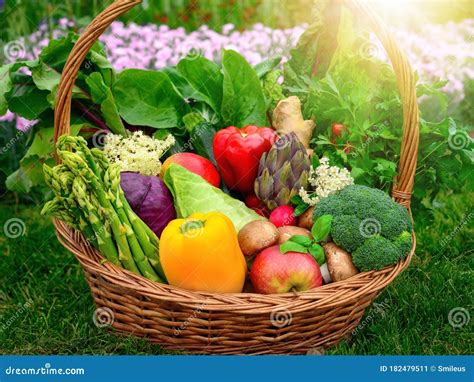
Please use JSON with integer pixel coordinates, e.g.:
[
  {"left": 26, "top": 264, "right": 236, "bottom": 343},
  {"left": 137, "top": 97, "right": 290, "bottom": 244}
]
[
  {"left": 347, "top": 1, "right": 419, "bottom": 208},
  {"left": 53, "top": 0, "right": 419, "bottom": 208}
]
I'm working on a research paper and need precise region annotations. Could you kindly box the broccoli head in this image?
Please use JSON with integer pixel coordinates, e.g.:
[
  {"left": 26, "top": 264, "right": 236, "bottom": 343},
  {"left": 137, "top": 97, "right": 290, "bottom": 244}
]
[{"left": 314, "top": 185, "right": 413, "bottom": 271}]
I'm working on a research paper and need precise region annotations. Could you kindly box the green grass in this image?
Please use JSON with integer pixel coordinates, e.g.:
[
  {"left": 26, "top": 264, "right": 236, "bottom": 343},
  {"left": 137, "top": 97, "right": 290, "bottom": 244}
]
[{"left": 0, "top": 192, "right": 472, "bottom": 355}]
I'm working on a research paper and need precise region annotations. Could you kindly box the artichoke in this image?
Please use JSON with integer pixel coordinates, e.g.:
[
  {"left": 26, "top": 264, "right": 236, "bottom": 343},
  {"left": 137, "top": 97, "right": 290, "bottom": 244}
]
[{"left": 254, "top": 132, "right": 310, "bottom": 210}]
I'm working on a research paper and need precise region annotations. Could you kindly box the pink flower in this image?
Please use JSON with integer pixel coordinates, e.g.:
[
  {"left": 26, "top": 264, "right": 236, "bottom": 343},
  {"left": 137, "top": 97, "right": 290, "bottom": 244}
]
[
  {"left": 0, "top": 110, "right": 15, "bottom": 122},
  {"left": 222, "top": 24, "right": 235, "bottom": 35},
  {"left": 16, "top": 117, "right": 37, "bottom": 132}
]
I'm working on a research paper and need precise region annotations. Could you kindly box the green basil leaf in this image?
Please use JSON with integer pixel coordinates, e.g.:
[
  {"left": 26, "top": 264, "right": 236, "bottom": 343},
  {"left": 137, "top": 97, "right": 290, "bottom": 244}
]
[
  {"left": 294, "top": 203, "right": 309, "bottom": 217},
  {"left": 280, "top": 241, "right": 309, "bottom": 254},
  {"left": 288, "top": 235, "right": 312, "bottom": 247},
  {"left": 309, "top": 244, "right": 325, "bottom": 265},
  {"left": 221, "top": 50, "right": 267, "bottom": 127},
  {"left": 290, "top": 194, "right": 310, "bottom": 216},
  {"left": 290, "top": 194, "right": 303, "bottom": 205},
  {"left": 311, "top": 214, "right": 333, "bottom": 242}
]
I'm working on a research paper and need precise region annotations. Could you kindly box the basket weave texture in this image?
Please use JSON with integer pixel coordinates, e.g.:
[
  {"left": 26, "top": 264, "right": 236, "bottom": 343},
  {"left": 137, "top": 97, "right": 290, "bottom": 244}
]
[{"left": 52, "top": 0, "right": 419, "bottom": 354}]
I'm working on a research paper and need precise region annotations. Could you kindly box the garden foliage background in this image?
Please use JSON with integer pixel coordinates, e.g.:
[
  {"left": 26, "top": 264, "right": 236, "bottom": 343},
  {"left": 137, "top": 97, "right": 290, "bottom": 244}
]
[{"left": 0, "top": 0, "right": 473, "bottom": 355}]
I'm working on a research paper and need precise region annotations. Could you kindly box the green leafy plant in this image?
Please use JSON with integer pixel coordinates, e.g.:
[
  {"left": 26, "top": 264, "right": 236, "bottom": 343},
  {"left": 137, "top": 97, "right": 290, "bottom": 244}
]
[
  {"left": 221, "top": 50, "right": 268, "bottom": 127},
  {"left": 283, "top": 8, "right": 473, "bottom": 215},
  {"left": 280, "top": 214, "right": 332, "bottom": 265},
  {"left": 0, "top": 33, "right": 277, "bottom": 195}
]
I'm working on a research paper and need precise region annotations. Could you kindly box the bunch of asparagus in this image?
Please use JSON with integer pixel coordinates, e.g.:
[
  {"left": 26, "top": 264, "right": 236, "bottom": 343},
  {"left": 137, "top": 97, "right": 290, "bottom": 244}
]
[{"left": 42, "top": 135, "right": 166, "bottom": 283}]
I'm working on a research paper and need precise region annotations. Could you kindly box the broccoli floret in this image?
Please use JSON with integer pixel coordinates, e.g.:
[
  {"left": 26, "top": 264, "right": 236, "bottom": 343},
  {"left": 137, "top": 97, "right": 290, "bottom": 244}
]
[
  {"left": 352, "top": 235, "right": 401, "bottom": 271},
  {"left": 379, "top": 203, "right": 413, "bottom": 239},
  {"left": 311, "top": 192, "right": 345, "bottom": 217},
  {"left": 331, "top": 215, "right": 366, "bottom": 252},
  {"left": 393, "top": 231, "right": 412, "bottom": 259},
  {"left": 313, "top": 185, "right": 413, "bottom": 271}
]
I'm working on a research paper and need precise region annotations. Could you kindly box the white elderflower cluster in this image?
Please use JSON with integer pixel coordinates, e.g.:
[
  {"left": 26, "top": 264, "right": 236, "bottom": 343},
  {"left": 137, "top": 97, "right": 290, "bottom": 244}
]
[
  {"left": 103, "top": 131, "right": 175, "bottom": 176},
  {"left": 299, "top": 157, "right": 354, "bottom": 206}
]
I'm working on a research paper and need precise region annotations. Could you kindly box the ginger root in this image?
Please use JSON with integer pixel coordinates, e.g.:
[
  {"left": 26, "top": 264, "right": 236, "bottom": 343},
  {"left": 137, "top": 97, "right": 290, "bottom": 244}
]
[
  {"left": 323, "top": 243, "right": 359, "bottom": 282},
  {"left": 272, "top": 96, "right": 315, "bottom": 149}
]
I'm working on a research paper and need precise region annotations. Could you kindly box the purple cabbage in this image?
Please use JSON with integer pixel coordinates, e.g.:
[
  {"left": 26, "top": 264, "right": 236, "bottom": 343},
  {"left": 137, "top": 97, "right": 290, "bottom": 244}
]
[{"left": 120, "top": 172, "right": 176, "bottom": 237}]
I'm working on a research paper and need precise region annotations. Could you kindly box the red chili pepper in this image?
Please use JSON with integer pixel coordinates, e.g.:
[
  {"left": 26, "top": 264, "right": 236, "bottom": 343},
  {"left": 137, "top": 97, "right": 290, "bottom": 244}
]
[{"left": 213, "top": 125, "right": 278, "bottom": 195}]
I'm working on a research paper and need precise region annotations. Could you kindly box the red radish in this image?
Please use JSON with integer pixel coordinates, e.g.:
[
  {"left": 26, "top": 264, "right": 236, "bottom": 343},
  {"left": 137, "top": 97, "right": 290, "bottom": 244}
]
[
  {"left": 269, "top": 205, "right": 297, "bottom": 227},
  {"left": 250, "top": 245, "right": 323, "bottom": 294}
]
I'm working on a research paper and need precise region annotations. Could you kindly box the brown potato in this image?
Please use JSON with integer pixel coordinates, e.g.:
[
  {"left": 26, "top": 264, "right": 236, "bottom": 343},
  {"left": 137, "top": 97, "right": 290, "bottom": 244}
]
[
  {"left": 277, "top": 226, "right": 312, "bottom": 244},
  {"left": 298, "top": 207, "right": 314, "bottom": 230},
  {"left": 238, "top": 221, "right": 279, "bottom": 257},
  {"left": 323, "top": 243, "right": 359, "bottom": 282}
]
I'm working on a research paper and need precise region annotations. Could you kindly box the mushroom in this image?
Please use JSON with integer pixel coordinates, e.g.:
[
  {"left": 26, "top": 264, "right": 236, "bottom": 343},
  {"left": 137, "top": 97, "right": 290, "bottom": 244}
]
[{"left": 238, "top": 221, "right": 279, "bottom": 257}]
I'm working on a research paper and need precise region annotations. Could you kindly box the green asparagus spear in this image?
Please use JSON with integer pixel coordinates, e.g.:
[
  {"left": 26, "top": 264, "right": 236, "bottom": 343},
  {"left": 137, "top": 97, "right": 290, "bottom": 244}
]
[
  {"left": 71, "top": 177, "right": 122, "bottom": 267},
  {"left": 93, "top": 145, "right": 165, "bottom": 280},
  {"left": 61, "top": 151, "right": 141, "bottom": 274},
  {"left": 104, "top": 165, "right": 162, "bottom": 282},
  {"left": 46, "top": 136, "right": 166, "bottom": 283},
  {"left": 105, "top": 163, "right": 166, "bottom": 280}
]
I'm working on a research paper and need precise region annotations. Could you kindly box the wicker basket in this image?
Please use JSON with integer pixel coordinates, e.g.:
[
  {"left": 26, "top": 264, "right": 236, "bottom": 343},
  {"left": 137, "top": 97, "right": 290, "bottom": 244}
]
[{"left": 52, "top": 0, "right": 419, "bottom": 354}]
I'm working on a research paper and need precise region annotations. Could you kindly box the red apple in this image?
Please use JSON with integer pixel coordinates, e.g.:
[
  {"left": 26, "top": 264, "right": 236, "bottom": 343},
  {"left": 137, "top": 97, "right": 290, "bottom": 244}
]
[
  {"left": 161, "top": 153, "right": 220, "bottom": 187},
  {"left": 269, "top": 205, "right": 297, "bottom": 227},
  {"left": 250, "top": 245, "right": 323, "bottom": 294}
]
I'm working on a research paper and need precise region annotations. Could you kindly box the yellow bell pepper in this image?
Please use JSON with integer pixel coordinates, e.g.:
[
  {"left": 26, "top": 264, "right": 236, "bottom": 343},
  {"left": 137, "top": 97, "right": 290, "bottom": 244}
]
[{"left": 160, "top": 212, "right": 247, "bottom": 293}]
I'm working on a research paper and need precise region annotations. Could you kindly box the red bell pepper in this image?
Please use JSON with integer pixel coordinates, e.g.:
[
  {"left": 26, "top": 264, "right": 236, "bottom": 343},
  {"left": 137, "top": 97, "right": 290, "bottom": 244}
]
[{"left": 213, "top": 125, "right": 278, "bottom": 195}]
